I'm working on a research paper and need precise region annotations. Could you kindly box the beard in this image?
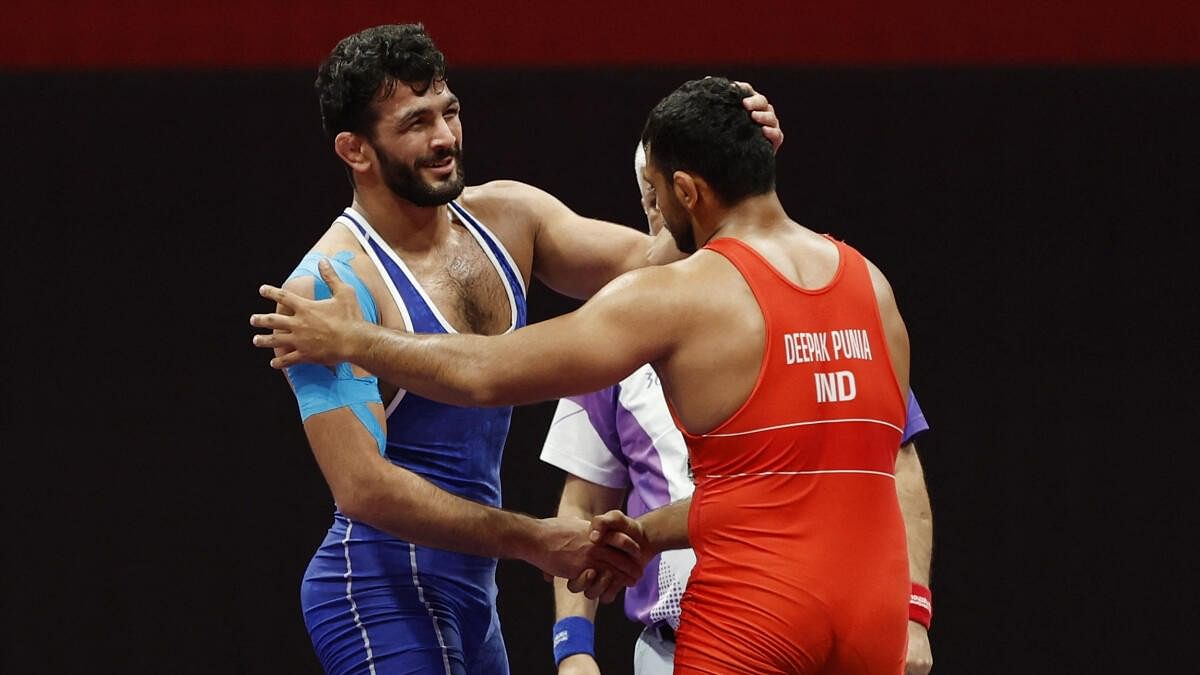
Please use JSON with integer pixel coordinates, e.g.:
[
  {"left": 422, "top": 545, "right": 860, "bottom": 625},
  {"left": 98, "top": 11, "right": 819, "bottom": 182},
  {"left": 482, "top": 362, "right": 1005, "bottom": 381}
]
[
  {"left": 376, "top": 143, "right": 466, "bottom": 207},
  {"left": 665, "top": 216, "right": 698, "bottom": 254}
]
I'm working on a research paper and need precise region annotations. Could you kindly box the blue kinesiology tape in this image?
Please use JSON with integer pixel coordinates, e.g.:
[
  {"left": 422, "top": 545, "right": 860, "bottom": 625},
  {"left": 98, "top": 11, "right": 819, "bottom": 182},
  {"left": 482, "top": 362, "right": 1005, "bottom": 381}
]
[{"left": 283, "top": 251, "right": 386, "bottom": 455}]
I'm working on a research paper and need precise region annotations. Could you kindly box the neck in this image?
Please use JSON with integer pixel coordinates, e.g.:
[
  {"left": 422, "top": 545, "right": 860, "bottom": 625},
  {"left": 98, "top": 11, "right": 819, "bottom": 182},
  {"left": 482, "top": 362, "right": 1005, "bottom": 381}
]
[
  {"left": 350, "top": 185, "right": 453, "bottom": 252},
  {"left": 694, "top": 191, "right": 790, "bottom": 246}
]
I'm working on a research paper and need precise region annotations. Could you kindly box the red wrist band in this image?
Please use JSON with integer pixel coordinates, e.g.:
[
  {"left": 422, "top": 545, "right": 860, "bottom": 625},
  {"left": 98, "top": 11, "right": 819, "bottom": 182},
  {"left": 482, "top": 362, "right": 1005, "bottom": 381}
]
[{"left": 909, "top": 583, "right": 932, "bottom": 629}]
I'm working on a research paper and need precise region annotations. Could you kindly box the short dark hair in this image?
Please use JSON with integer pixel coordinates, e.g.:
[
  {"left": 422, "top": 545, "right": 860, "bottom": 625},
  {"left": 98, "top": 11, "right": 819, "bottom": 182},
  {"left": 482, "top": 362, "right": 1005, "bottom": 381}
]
[
  {"left": 641, "top": 77, "right": 774, "bottom": 204},
  {"left": 315, "top": 23, "right": 447, "bottom": 140}
]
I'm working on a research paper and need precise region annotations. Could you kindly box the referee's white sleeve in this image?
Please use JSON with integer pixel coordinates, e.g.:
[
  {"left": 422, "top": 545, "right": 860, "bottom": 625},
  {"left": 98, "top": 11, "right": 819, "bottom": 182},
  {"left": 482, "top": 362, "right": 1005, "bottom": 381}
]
[{"left": 540, "top": 397, "right": 629, "bottom": 490}]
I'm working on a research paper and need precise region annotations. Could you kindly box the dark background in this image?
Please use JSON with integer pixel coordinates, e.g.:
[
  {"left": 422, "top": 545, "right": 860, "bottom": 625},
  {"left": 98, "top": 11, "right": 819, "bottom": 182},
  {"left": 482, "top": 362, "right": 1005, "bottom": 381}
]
[{"left": 3, "top": 3, "right": 1199, "bottom": 674}]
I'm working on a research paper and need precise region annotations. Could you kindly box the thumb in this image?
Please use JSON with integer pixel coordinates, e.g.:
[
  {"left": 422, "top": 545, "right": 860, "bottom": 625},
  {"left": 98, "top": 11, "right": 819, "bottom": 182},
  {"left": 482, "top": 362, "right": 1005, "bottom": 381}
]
[
  {"left": 589, "top": 509, "right": 628, "bottom": 541},
  {"left": 317, "top": 258, "right": 347, "bottom": 294}
]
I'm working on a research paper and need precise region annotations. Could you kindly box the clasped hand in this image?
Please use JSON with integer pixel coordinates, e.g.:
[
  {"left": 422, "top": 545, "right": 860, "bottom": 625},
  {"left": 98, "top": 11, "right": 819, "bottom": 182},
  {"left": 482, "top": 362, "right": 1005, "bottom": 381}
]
[{"left": 541, "top": 510, "right": 652, "bottom": 604}]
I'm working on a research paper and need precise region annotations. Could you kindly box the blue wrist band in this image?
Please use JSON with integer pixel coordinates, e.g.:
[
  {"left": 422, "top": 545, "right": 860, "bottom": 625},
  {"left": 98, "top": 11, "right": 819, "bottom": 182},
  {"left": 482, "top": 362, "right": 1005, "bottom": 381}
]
[{"left": 552, "top": 616, "right": 594, "bottom": 666}]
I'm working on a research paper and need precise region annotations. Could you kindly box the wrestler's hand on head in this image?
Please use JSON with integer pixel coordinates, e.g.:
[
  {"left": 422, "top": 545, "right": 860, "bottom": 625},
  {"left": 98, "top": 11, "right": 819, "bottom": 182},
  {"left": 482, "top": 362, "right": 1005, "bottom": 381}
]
[
  {"left": 250, "top": 258, "right": 366, "bottom": 368},
  {"left": 528, "top": 517, "right": 644, "bottom": 593},
  {"left": 736, "top": 80, "right": 783, "bottom": 153}
]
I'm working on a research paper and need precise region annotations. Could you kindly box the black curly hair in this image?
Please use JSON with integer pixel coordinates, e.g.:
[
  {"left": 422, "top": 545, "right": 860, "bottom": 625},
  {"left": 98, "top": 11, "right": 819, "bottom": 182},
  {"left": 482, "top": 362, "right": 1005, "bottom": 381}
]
[
  {"left": 315, "top": 23, "right": 447, "bottom": 141},
  {"left": 641, "top": 77, "right": 774, "bottom": 204}
]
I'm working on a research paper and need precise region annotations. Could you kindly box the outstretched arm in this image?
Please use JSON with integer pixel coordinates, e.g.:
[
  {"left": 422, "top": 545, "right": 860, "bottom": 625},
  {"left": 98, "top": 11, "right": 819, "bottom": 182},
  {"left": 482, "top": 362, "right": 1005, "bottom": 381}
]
[{"left": 252, "top": 258, "right": 681, "bottom": 408}]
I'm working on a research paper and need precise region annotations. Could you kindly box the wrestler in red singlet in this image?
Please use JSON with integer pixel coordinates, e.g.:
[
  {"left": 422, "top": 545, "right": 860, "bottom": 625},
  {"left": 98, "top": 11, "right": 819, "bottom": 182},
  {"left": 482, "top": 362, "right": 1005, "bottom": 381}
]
[{"left": 672, "top": 236, "right": 909, "bottom": 675}]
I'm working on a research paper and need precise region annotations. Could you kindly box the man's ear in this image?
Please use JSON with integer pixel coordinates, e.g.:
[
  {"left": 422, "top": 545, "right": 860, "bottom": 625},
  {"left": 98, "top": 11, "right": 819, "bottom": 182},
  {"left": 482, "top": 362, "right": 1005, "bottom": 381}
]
[
  {"left": 672, "top": 171, "right": 699, "bottom": 211},
  {"left": 334, "top": 132, "right": 372, "bottom": 174}
]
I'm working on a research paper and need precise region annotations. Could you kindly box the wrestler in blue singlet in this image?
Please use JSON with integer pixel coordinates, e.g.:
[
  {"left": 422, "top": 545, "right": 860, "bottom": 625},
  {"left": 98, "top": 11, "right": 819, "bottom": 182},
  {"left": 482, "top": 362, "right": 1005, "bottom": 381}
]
[{"left": 296, "top": 202, "right": 527, "bottom": 675}]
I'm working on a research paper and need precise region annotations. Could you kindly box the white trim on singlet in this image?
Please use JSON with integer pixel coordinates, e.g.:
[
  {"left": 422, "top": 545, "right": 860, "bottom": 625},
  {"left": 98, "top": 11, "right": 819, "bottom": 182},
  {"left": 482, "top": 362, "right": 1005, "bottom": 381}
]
[
  {"left": 444, "top": 201, "right": 513, "bottom": 333},
  {"left": 337, "top": 212, "right": 411, "bottom": 416},
  {"left": 448, "top": 201, "right": 525, "bottom": 292},
  {"left": 345, "top": 204, "right": 520, "bottom": 337},
  {"left": 342, "top": 520, "right": 378, "bottom": 675},
  {"left": 700, "top": 469, "right": 896, "bottom": 480},
  {"left": 408, "top": 543, "right": 453, "bottom": 675},
  {"left": 350, "top": 212, "right": 459, "bottom": 334},
  {"left": 699, "top": 417, "right": 904, "bottom": 438}
]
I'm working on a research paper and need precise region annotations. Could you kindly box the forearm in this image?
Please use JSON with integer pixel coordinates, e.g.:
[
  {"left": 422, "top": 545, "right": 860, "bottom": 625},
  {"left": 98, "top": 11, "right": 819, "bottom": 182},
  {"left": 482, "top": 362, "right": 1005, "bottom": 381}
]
[
  {"left": 896, "top": 442, "right": 933, "bottom": 584},
  {"left": 343, "top": 291, "right": 655, "bottom": 408},
  {"left": 347, "top": 323, "right": 524, "bottom": 408},
  {"left": 553, "top": 577, "right": 599, "bottom": 621},
  {"left": 304, "top": 409, "right": 545, "bottom": 562},
  {"left": 345, "top": 462, "right": 545, "bottom": 562},
  {"left": 531, "top": 208, "right": 658, "bottom": 300},
  {"left": 639, "top": 497, "right": 692, "bottom": 554}
]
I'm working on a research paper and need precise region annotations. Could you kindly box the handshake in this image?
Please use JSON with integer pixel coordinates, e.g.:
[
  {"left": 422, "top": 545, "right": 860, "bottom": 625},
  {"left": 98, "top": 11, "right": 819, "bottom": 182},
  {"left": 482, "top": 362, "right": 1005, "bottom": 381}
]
[{"left": 528, "top": 509, "right": 654, "bottom": 603}]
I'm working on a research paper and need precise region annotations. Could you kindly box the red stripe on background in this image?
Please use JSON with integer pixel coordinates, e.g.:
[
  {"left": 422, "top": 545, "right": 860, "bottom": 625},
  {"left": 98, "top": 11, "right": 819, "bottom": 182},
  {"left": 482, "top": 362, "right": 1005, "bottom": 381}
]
[{"left": 4, "top": 0, "right": 1199, "bottom": 69}]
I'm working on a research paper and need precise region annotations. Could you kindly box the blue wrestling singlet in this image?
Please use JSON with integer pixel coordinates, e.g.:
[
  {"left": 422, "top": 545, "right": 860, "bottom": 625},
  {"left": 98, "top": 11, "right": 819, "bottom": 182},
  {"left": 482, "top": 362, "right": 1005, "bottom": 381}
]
[{"left": 297, "top": 203, "right": 527, "bottom": 675}]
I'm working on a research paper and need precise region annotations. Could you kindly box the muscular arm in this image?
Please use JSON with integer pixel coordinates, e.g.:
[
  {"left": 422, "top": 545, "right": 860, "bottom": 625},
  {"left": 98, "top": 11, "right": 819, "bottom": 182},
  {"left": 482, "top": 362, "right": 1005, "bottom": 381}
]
[
  {"left": 275, "top": 274, "right": 639, "bottom": 581},
  {"left": 521, "top": 183, "right": 671, "bottom": 299},
  {"left": 256, "top": 260, "right": 681, "bottom": 407},
  {"left": 303, "top": 404, "right": 549, "bottom": 561}
]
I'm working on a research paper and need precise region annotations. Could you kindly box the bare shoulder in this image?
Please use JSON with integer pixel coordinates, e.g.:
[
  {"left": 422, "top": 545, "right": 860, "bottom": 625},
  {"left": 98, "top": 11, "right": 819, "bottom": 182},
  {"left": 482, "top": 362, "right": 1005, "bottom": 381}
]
[
  {"left": 860, "top": 251, "right": 910, "bottom": 390},
  {"left": 462, "top": 179, "right": 549, "bottom": 203},
  {"left": 459, "top": 180, "right": 557, "bottom": 224},
  {"left": 593, "top": 253, "right": 725, "bottom": 319},
  {"left": 282, "top": 224, "right": 376, "bottom": 301},
  {"left": 861, "top": 254, "right": 900, "bottom": 314},
  {"left": 456, "top": 181, "right": 554, "bottom": 273},
  {"left": 580, "top": 262, "right": 704, "bottom": 362}
]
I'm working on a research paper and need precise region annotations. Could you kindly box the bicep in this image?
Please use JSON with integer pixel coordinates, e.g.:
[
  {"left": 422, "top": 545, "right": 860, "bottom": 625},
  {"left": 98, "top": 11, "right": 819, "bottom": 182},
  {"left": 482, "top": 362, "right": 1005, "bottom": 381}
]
[
  {"left": 280, "top": 252, "right": 381, "bottom": 380},
  {"left": 280, "top": 257, "right": 386, "bottom": 450},
  {"left": 302, "top": 404, "right": 390, "bottom": 501},
  {"left": 529, "top": 190, "right": 652, "bottom": 299},
  {"left": 867, "top": 260, "right": 910, "bottom": 396},
  {"left": 486, "top": 270, "right": 675, "bottom": 402}
]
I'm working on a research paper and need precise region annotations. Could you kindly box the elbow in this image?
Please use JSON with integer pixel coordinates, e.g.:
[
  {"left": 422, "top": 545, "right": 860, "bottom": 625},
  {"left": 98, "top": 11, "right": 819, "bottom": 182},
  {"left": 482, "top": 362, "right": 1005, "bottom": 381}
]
[
  {"left": 429, "top": 338, "right": 530, "bottom": 407},
  {"left": 466, "top": 381, "right": 506, "bottom": 408},
  {"left": 453, "top": 358, "right": 515, "bottom": 408},
  {"left": 439, "top": 371, "right": 501, "bottom": 407},
  {"left": 332, "top": 484, "right": 374, "bottom": 523},
  {"left": 332, "top": 474, "right": 396, "bottom": 524}
]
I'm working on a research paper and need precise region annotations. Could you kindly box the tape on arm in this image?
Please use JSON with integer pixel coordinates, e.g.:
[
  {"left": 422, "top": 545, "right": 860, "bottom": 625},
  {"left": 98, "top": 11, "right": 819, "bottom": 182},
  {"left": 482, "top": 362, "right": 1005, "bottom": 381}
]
[{"left": 282, "top": 251, "right": 386, "bottom": 454}]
